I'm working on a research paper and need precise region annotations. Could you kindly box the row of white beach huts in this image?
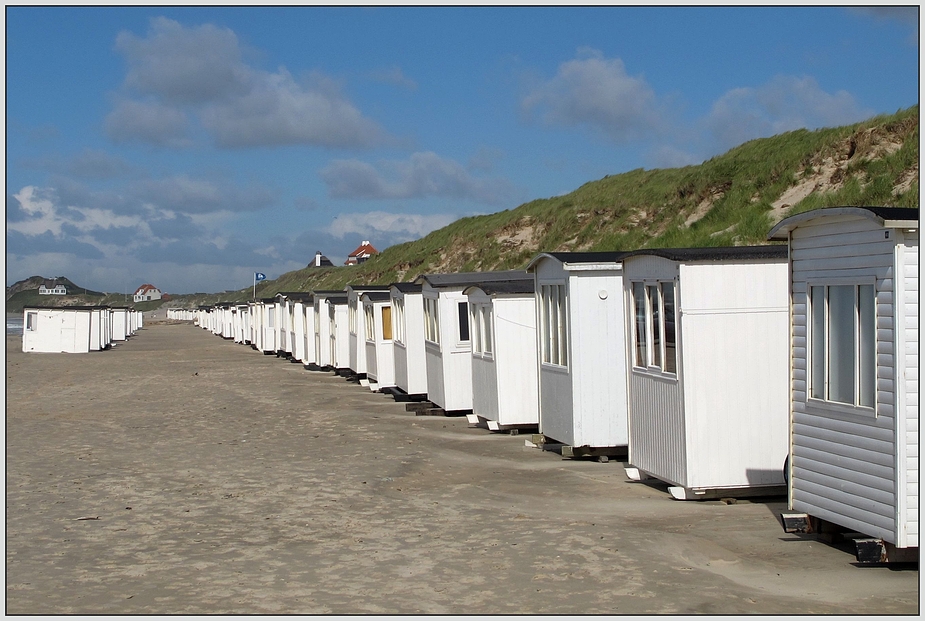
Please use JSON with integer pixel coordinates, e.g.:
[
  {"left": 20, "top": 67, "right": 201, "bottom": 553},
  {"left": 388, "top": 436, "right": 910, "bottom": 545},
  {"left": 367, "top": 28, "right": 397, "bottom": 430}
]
[
  {"left": 178, "top": 206, "right": 917, "bottom": 563},
  {"left": 21, "top": 305, "right": 142, "bottom": 353}
]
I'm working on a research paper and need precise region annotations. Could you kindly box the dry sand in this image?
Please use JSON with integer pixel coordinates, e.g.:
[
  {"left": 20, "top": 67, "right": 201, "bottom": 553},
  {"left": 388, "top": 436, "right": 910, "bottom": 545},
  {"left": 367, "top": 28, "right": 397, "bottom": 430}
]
[{"left": 5, "top": 323, "right": 919, "bottom": 614}]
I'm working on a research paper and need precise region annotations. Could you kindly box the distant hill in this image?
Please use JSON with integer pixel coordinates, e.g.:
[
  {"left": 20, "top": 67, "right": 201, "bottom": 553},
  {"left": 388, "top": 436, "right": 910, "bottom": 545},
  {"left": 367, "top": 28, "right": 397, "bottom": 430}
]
[
  {"left": 6, "top": 276, "right": 108, "bottom": 314},
  {"left": 41, "top": 106, "right": 923, "bottom": 310}
]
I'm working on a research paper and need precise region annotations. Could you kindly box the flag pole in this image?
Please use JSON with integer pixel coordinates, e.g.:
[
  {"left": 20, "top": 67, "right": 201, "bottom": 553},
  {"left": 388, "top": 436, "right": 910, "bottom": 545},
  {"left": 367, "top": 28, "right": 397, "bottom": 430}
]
[{"left": 253, "top": 273, "right": 257, "bottom": 301}]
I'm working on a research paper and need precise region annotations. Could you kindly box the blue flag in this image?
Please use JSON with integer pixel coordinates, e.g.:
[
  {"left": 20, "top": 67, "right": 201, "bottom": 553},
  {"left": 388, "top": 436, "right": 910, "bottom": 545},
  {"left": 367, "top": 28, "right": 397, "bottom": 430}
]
[{"left": 255, "top": 272, "right": 267, "bottom": 281}]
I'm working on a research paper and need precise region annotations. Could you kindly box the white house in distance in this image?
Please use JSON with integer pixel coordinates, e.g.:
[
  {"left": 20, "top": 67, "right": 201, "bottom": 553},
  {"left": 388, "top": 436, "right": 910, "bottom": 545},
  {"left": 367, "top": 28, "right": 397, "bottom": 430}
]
[
  {"left": 38, "top": 280, "right": 67, "bottom": 295},
  {"left": 769, "top": 206, "right": 919, "bottom": 563},
  {"left": 345, "top": 241, "right": 379, "bottom": 266},
  {"left": 620, "top": 246, "right": 790, "bottom": 500},
  {"left": 133, "top": 284, "right": 162, "bottom": 302},
  {"left": 464, "top": 279, "right": 539, "bottom": 432},
  {"left": 525, "top": 251, "right": 630, "bottom": 458}
]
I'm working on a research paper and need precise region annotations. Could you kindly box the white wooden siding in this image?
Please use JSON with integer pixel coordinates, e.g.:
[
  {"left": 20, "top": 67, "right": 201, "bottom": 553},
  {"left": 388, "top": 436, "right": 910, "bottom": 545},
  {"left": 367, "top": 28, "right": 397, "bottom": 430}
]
[
  {"left": 391, "top": 290, "right": 428, "bottom": 396},
  {"left": 789, "top": 215, "right": 901, "bottom": 544},
  {"left": 494, "top": 296, "right": 539, "bottom": 426}
]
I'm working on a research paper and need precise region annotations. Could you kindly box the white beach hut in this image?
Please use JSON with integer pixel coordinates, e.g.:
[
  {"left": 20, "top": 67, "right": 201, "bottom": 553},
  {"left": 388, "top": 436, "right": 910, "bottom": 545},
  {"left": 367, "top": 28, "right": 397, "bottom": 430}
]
[
  {"left": 620, "top": 246, "right": 791, "bottom": 499},
  {"left": 326, "top": 295, "right": 350, "bottom": 372},
  {"left": 347, "top": 285, "right": 391, "bottom": 383},
  {"left": 287, "top": 293, "right": 312, "bottom": 363},
  {"left": 22, "top": 306, "right": 94, "bottom": 353},
  {"left": 300, "top": 294, "right": 317, "bottom": 369},
  {"left": 525, "top": 252, "right": 630, "bottom": 457},
  {"left": 252, "top": 298, "right": 278, "bottom": 353},
  {"left": 311, "top": 291, "right": 344, "bottom": 369},
  {"left": 768, "top": 206, "right": 919, "bottom": 562},
  {"left": 111, "top": 307, "right": 131, "bottom": 342},
  {"left": 389, "top": 282, "right": 428, "bottom": 399},
  {"left": 416, "top": 270, "right": 533, "bottom": 414},
  {"left": 464, "top": 279, "right": 539, "bottom": 432},
  {"left": 361, "top": 291, "right": 396, "bottom": 392}
]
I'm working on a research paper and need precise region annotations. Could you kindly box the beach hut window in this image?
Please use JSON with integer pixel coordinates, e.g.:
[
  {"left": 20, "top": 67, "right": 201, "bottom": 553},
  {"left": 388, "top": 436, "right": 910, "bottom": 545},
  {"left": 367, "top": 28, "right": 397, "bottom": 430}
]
[
  {"left": 349, "top": 303, "right": 357, "bottom": 335},
  {"left": 633, "top": 282, "right": 647, "bottom": 367},
  {"left": 25, "top": 312, "right": 37, "bottom": 331},
  {"left": 458, "top": 302, "right": 470, "bottom": 342},
  {"left": 808, "top": 284, "right": 876, "bottom": 409},
  {"left": 393, "top": 298, "right": 405, "bottom": 344},
  {"left": 482, "top": 306, "right": 493, "bottom": 355},
  {"left": 540, "top": 284, "right": 567, "bottom": 367},
  {"left": 647, "top": 285, "right": 662, "bottom": 369},
  {"left": 268, "top": 308, "right": 275, "bottom": 328},
  {"left": 471, "top": 304, "right": 482, "bottom": 354},
  {"left": 633, "top": 281, "right": 676, "bottom": 374},
  {"left": 424, "top": 297, "right": 440, "bottom": 344},
  {"left": 365, "top": 304, "right": 376, "bottom": 341},
  {"left": 661, "top": 282, "right": 677, "bottom": 373},
  {"left": 382, "top": 306, "right": 392, "bottom": 341}
]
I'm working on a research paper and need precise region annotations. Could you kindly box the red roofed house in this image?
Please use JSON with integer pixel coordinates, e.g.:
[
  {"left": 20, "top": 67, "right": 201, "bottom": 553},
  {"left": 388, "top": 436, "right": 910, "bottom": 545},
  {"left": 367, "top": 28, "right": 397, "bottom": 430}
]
[
  {"left": 133, "top": 284, "right": 163, "bottom": 302},
  {"left": 345, "top": 240, "right": 379, "bottom": 266}
]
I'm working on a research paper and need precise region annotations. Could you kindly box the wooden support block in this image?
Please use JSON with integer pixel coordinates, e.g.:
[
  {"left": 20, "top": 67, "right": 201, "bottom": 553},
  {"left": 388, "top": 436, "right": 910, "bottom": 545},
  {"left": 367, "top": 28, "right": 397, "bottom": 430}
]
[{"left": 415, "top": 407, "right": 446, "bottom": 417}]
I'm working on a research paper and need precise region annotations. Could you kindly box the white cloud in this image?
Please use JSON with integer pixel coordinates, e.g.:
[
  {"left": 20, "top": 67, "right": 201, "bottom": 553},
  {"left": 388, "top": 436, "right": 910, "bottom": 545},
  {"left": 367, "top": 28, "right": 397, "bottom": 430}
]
[
  {"left": 522, "top": 48, "right": 664, "bottom": 143},
  {"left": 320, "top": 151, "right": 517, "bottom": 205},
  {"left": 108, "top": 17, "right": 387, "bottom": 149},
  {"left": 326, "top": 210, "right": 457, "bottom": 242},
  {"left": 705, "top": 75, "right": 874, "bottom": 151}
]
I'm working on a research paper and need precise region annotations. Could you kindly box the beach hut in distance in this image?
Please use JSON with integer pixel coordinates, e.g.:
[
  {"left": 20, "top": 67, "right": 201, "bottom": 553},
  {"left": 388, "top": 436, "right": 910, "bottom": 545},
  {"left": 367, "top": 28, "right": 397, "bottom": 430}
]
[
  {"left": 22, "top": 306, "right": 96, "bottom": 353},
  {"left": 525, "top": 252, "right": 630, "bottom": 458},
  {"left": 416, "top": 270, "right": 533, "bottom": 414},
  {"left": 254, "top": 298, "right": 278, "bottom": 354},
  {"left": 300, "top": 294, "right": 317, "bottom": 369},
  {"left": 464, "top": 279, "right": 539, "bottom": 432},
  {"left": 390, "top": 282, "right": 428, "bottom": 400},
  {"left": 361, "top": 291, "right": 396, "bottom": 392},
  {"left": 110, "top": 307, "right": 131, "bottom": 341},
  {"left": 768, "top": 206, "right": 919, "bottom": 563},
  {"left": 620, "top": 245, "right": 790, "bottom": 500},
  {"left": 326, "top": 295, "right": 350, "bottom": 372},
  {"left": 287, "top": 293, "right": 313, "bottom": 363},
  {"left": 347, "top": 285, "right": 390, "bottom": 384},
  {"left": 311, "top": 291, "right": 344, "bottom": 369}
]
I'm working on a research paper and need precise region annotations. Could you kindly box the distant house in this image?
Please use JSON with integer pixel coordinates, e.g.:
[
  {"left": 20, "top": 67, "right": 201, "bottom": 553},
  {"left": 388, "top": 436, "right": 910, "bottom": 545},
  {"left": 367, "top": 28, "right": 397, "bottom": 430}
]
[
  {"left": 133, "top": 284, "right": 162, "bottom": 302},
  {"left": 345, "top": 240, "right": 379, "bottom": 265},
  {"left": 309, "top": 251, "right": 334, "bottom": 268},
  {"left": 38, "top": 280, "right": 67, "bottom": 295}
]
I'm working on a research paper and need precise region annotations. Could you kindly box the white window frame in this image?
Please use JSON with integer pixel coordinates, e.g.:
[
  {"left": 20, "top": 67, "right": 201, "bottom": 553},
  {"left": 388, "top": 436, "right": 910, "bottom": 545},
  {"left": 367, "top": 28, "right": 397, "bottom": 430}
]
[
  {"left": 393, "top": 297, "right": 405, "bottom": 345},
  {"left": 25, "top": 312, "right": 37, "bottom": 331},
  {"left": 539, "top": 283, "right": 568, "bottom": 368},
  {"left": 424, "top": 295, "right": 440, "bottom": 345},
  {"left": 630, "top": 279, "right": 678, "bottom": 376},
  {"left": 364, "top": 303, "right": 376, "bottom": 342},
  {"left": 806, "top": 279, "right": 877, "bottom": 416},
  {"left": 456, "top": 300, "right": 471, "bottom": 346}
]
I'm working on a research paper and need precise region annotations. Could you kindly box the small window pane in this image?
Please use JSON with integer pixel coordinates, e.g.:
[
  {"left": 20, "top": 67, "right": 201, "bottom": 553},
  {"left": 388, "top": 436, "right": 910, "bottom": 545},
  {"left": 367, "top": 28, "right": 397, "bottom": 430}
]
[
  {"left": 633, "top": 282, "right": 647, "bottom": 367},
  {"left": 648, "top": 285, "right": 661, "bottom": 369},
  {"left": 557, "top": 285, "right": 567, "bottom": 367},
  {"left": 483, "top": 306, "right": 493, "bottom": 354},
  {"left": 458, "top": 301, "right": 470, "bottom": 342},
  {"left": 471, "top": 305, "right": 481, "bottom": 354},
  {"left": 382, "top": 306, "right": 392, "bottom": 341},
  {"left": 662, "top": 283, "right": 676, "bottom": 374},
  {"left": 858, "top": 285, "right": 875, "bottom": 408},
  {"left": 810, "top": 286, "right": 826, "bottom": 400},
  {"left": 827, "top": 285, "right": 855, "bottom": 404}
]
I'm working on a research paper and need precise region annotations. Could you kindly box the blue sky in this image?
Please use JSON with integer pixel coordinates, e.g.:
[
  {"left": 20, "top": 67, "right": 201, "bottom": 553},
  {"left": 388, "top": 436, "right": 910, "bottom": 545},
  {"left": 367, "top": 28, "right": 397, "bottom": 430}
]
[{"left": 6, "top": 6, "right": 919, "bottom": 294}]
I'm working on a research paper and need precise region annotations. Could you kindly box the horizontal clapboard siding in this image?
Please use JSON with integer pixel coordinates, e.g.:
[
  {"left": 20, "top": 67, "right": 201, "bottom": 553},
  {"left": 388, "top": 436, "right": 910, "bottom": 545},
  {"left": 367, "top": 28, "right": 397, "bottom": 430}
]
[{"left": 789, "top": 215, "right": 899, "bottom": 544}]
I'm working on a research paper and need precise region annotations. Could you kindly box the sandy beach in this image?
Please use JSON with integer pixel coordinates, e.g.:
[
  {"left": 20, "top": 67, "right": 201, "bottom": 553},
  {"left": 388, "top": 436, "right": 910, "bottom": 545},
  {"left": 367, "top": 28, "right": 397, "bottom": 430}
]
[{"left": 5, "top": 322, "right": 919, "bottom": 614}]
